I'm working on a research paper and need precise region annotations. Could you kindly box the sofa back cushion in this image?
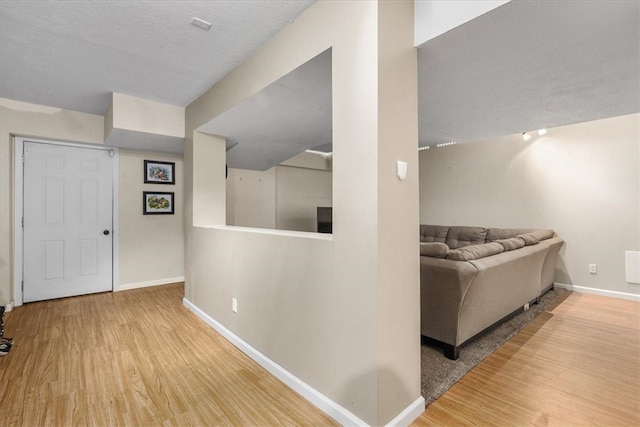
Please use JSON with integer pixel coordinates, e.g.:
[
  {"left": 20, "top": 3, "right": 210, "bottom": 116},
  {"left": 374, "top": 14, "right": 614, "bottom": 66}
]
[
  {"left": 446, "top": 242, "right": 504, "bottom": 261},
  {"left": 420, "top": 242, "right": 449, "bottom": 258},
  {"left": 518, "top": 233, "right": 540, "bottom": 246},
  {"left": 528, "top": 229, "right": 555, "bottom": 241},
  {"left": 495, "top": 237, "right": 526, "bottom": 251},
  {"left": 420, "top": 225, "right": 449, "bottom": 243},
  {"left": 446, "top": 226, "right": 488, "bottom": 249},
  {"left": 487, "top": 228, "right": 555, "bottom": 242}
]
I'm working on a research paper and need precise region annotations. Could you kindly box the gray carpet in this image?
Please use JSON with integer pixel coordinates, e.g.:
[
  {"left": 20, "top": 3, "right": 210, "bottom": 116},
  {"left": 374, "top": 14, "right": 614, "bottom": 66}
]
[{"left": 421, "top": 288, "right": 567, "bottom": 405}]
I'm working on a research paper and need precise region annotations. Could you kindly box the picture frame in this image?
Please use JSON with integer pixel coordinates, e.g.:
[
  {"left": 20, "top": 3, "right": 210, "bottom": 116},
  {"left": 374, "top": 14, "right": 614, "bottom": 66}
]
[
  {"left": 144, "top": 160, "right": 175, "bottom": 184},
  {"left": 143, "top": 191, "right": 175, "bottom": 215}
]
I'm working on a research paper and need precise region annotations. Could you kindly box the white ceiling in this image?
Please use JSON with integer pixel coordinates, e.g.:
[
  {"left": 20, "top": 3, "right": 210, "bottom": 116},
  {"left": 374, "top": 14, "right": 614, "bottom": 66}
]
[
  {"left": 199, "top": 48, "right": 332, "bottom": 171},
  {"left": 418, "top": 0, "right": 640, "bottom": 147},
  {"left": 0, "top": 0, "right": 314, "bottom": 115},
  {"left": 1, "top": 1, "right": 638, "bottom": 168}
]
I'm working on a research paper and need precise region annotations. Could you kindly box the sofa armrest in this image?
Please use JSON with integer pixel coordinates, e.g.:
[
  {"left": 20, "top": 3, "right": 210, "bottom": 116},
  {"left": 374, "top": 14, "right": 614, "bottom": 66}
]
[
  {"left": 420, "top": 257, "right": 478, "bottom": 345},
  {"left": 538, "top": 236, "right": 564, "bottom": 292},
  {"left": 458, "top": 244, "right": 547, "bottom": 344}
]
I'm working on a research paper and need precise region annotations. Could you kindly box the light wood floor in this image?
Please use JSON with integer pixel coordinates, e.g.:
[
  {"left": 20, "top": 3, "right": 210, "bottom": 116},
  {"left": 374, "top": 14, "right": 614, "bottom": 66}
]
[
  {"left": 0, "top": 284, "right": 338, "bottom": 426},
  {"left": 1, "top": 285, "right": 638, "bottom": 426},
  {"left": 414, "top": 291, "right": 640, "bottom": 426}
]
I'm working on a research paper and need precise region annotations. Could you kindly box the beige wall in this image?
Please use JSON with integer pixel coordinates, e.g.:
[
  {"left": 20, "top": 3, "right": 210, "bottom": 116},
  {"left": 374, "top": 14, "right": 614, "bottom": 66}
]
[
  {"left": 118, "top": 149, "right": 184, "bottom": 287},
  {"left": 0, "top": 98, "right": 185, "bottom": 306},
  {"left": 226, "top": 164, "right": 331, "bottom": 232},
  {"left": 275, "top": 165, "right": 332, "bottom": 232},
  {"left": 226, "top": 168, "right": 276, "bottom": 229},
  {"left": 185, "top": 1, "right": 420, "bottom": 425},
  {"left": 419, "top": 113, "right": 640, "bottom": 297}
]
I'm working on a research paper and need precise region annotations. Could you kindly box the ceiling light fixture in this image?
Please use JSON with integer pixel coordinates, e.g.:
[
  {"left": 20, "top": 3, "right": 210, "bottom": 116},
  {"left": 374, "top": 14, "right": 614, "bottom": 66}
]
[
  {"left": 522, "top": 132, "right": 531, "bottom": 141},
  {"left": 418, "top": 146, "right": 430, "bottom": 151},
  {"left": 436, "top": 141, "right": 457, "bottom": 148},
  {"left": 538, "top": 129, "right": 547, "bottom": 136},
  {"left": 191, "top": 17, "right": 212, "bottom": 30}
]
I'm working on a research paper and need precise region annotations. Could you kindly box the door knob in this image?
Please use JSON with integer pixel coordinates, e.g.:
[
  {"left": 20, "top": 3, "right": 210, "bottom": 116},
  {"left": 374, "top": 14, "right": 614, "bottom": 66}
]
[{"left": 103, "top": 230, "right": 110, "bottom": 235}]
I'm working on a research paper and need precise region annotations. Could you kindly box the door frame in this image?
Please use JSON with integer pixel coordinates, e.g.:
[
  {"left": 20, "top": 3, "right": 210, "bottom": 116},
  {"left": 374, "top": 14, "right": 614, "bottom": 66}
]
[{"left": 13, "top": 136, "right": 120, "bottom": 307}]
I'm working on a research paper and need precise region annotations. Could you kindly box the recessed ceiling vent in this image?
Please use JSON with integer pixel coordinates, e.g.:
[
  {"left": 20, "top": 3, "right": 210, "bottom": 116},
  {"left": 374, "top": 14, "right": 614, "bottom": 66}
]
[{"left": 191, "top": 17, "right": 212, "bottom": 31}]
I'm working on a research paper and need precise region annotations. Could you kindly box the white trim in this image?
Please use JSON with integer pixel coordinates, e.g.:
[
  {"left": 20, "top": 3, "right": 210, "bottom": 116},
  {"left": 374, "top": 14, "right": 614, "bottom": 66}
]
[
  {"left": 12, "top": 136, "right": 119, "bottom": 307},
  {"left": 182, "top": 298, "right": 369, "bottom": 427},
  {"left": 13, "top": 137, "right": 24, "bottom": 307},
  {"left": 555, "top": 283, "right": 640, "bottom": 302},
  {"left": 112, "top": 151, "right": 120, "bottom": 291},
  {"left": 4, "top": 303, "right": 13, "bottom": 313},
  {"left": 118, "top": 276, "right": 185, "bottom": 291},
  {"left": 384, "top": 396, "right": 425, "bottom": 427}
]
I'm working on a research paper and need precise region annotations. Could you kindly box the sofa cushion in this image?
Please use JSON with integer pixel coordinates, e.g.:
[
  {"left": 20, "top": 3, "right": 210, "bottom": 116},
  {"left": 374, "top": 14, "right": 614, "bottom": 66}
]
[
  {"left": 420, "top": 242, "right": 449, "bottom": 258},
  {"left": 495, "top": 237, "right": 526, "bottom": 251},
  {"left": 518, "top": 233, "right": 540, "bottom": 246},
  {"left": 528, "top": 229, "right": 554, "bottom": 241},
  {"left": 446, "top": 242, "right": 504, "bottom": 261},
  {"left": 420, "top": 225, "right": 449, "bottom": 243},
  {"left": 486, "top": 228, "right": 528, "bottom": 242},
  {"left": 446, "top": 226, "right": 488, "bottom": 249}
]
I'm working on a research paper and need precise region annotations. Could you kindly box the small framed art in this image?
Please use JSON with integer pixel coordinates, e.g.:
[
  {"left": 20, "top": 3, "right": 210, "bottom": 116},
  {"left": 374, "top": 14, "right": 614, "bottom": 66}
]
[
  {"left": 143, "top": 191, "right": 175, "bottom": 215},
  {"left": 144, "top": 160, "right": 175, "bottom": 184}
]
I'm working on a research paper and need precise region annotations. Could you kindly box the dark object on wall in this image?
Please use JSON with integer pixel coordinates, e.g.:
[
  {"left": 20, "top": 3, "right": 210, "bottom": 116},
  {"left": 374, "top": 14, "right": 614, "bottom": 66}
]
[
  {"left": 144, "top": 160, "right": 175, "bottom": 184},
  {"left": 143, "top": 191, "right": 175, "bottom": 215},
  {"left": 317, "top": 207, "right": 332, "bottom": 233}
]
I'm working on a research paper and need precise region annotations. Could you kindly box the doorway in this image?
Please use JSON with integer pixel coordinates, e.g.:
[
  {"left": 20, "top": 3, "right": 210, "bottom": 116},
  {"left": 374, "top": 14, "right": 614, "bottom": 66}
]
[{"left": 14, "top": 138, "right": 117, "bottom": 304}]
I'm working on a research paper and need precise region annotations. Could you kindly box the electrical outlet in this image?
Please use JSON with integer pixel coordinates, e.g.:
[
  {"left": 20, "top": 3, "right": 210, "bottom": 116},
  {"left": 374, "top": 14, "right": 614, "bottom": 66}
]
[
  {"left": 589, "top": 264, "right": 597, "bottom": 274},
  {"left": 232, "top": 298, "right": 238, "bottom": 313}
]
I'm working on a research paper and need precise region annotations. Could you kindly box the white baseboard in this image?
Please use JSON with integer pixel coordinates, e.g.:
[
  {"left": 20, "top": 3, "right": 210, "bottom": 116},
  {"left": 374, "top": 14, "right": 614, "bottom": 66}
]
[
  {"left": 555, "top": 282, "right": 640, "bottom": 302},
  {"left": 118, "top": 276, "right": 184, "bottom": 292},
  {"left": 183, "top": 298, "right": 377, "bottom": 426},
  {"left": 3, "top": 302, "right": 12, "bottom": 312},
  {"left": 385, "top": 396, "right": 426, "bottom": 427}
]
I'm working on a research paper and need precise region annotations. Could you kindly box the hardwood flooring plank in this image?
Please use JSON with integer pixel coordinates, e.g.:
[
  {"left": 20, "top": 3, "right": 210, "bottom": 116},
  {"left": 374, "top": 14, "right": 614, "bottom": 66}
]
[
  {"left": 415, "top": 291, "right": 640, "bottom": 426},
  {"left": 0, "top": 284, "right": 338, "bottom": 427}
]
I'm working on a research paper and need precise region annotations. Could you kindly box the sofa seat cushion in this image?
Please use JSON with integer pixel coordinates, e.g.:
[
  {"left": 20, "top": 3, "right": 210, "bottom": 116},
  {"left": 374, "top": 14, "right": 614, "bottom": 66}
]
[
  {"left": 420, "top": 242, "right": 449, "bottom": 258},
  {"left": 420, "top": 225, "right": 449, "bottom": 243},
  {"left": 495, "top": 237, "right": 526, "bottom": 251},
  {"left": 518, "top": 233, "right": 540, "bottom": 246},
  {"left": 446, "top": 242, "right": 504, "bottom": 261},
  {"left": 446, "top": 226, "right": 488, "bottom": 249}
]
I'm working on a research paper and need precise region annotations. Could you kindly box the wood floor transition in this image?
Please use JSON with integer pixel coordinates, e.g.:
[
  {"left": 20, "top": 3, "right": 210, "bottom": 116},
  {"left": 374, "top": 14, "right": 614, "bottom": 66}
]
[{"left": 1, "top": 283, "right": 638, "bottom": 426}]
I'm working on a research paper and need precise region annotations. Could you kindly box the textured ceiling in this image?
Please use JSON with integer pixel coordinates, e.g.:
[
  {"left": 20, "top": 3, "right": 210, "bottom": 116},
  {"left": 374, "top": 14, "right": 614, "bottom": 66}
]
[
  {"left": 1, "top": 1, "right": 638, "bottom": 167},
  {"left": 0, "top": 0, "right": 314, "bottom": 115},
  {"left": 418, "top": 0, "right": 640, "bottom": 146},
  {"left": 200, "top": 49, "right": 332, "bottom": 171}
]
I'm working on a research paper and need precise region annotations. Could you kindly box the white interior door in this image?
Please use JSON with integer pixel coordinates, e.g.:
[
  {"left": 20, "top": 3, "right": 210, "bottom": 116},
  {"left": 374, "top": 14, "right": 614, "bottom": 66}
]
[{"left": 23, "top": 141, "right": 114, "bottom": 302}]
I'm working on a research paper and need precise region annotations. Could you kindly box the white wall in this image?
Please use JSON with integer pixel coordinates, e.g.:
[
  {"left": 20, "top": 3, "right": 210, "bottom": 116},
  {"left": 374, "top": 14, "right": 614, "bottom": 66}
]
[
  {"left": 118, "top": 149, "right": 184, "bottom": 288},
  {"left": 419, "top": 113, "right": 640, "bottom": 298}
]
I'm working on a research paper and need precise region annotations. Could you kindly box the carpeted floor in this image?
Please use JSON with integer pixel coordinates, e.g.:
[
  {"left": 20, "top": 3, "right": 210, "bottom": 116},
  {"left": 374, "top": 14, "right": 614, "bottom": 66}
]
[{"left": 421, "top": 287, "right": 567, "bottom": 405}]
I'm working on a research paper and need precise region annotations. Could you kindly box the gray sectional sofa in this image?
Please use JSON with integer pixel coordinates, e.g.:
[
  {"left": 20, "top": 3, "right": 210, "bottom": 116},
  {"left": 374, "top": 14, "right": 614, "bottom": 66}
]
[{"left": 419, "top": 225, "right": 564, "bottom": 360}]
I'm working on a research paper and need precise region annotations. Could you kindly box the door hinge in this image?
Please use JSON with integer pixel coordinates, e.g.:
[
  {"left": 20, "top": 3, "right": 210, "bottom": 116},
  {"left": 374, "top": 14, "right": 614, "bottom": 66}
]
[
  {"left": 109, "top": 150, "right": 115, "bottom": 157},
  {"left": 22, "top": 154, "right": 25, "bottom": 163},
  {"left": 21, "top": 281, "right": 24, "bottom": 292},
  {"left": 21, "top": 217, "right": 24, "bottom": 228}
]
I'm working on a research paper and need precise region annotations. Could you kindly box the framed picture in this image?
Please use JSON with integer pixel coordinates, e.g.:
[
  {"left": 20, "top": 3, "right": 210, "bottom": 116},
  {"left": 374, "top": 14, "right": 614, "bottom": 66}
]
[
  {"left": 144, "top": 160, "right": 175, "bottom": 184},
  {"left": 143, "top": 191, "right": 174, "bottom": 215}
]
